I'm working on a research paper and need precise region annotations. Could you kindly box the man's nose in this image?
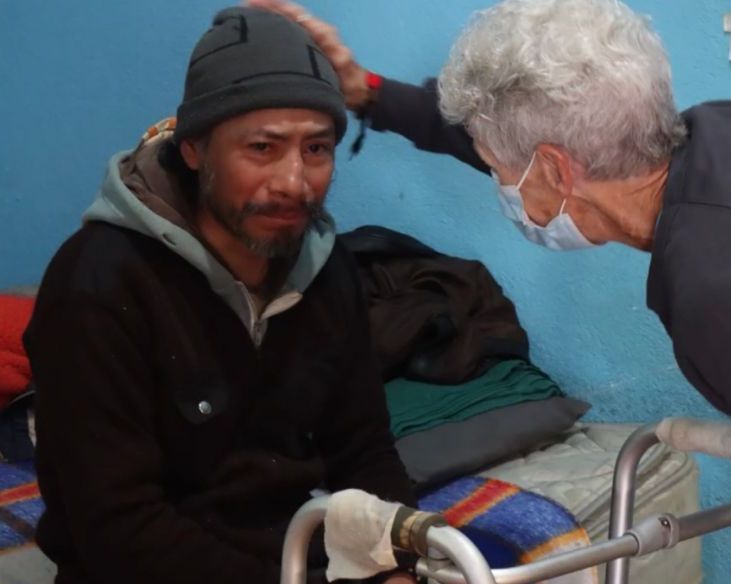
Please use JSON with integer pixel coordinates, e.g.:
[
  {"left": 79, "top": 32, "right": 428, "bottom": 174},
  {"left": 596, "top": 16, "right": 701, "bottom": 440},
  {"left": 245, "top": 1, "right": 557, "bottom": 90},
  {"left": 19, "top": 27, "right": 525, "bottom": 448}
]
[{"left": 269, "top": 150, "right": 308, "bottom": 200}]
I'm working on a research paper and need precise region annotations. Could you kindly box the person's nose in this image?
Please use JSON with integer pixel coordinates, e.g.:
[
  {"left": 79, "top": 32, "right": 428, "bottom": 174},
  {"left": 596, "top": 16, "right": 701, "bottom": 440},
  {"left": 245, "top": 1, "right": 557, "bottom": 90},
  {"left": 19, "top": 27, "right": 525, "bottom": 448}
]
[{"left": 269, "top": 149, "right": 308, "bottom": 201}]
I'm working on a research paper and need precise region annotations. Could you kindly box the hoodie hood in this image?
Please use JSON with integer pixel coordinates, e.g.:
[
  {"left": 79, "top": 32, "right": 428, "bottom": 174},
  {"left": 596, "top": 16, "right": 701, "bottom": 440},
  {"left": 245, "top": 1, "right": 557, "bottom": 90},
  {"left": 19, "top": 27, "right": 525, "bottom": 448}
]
[{"left": 83, "top": 119, "right": 336, "bottom": 333}]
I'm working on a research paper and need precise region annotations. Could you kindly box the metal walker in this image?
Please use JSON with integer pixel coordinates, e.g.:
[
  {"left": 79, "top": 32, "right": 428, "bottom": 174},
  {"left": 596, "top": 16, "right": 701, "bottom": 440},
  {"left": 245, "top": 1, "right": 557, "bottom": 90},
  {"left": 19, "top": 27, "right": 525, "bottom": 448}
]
[{"left": 280, "top": 417, "right": 731, "bottom": 584}]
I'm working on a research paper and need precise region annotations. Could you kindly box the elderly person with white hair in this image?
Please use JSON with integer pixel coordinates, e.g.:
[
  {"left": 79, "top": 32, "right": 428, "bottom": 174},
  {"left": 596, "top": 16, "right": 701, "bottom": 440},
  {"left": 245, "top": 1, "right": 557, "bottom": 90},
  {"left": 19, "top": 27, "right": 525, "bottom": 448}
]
[{"left": 250, "top": 0, "right": 731, "bottom": 416}]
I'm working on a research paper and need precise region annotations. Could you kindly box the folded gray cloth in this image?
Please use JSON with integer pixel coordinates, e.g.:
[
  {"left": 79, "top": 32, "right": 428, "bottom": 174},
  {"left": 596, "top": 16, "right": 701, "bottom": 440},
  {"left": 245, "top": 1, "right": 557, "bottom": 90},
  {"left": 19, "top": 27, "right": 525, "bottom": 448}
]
[{"left": 396, "top": 396, "right": 590, "bottom": 489}]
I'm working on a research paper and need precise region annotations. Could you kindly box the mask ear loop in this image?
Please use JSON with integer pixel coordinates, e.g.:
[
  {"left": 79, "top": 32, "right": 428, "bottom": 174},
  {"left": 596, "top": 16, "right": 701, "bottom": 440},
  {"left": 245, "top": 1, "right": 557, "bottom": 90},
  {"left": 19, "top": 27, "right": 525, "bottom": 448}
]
[
  {"left": 558, "top": 199, "right": 568, "bottom": 215},
  {"left": 516, "top": 152, "right": 537, "bottom": 189}
]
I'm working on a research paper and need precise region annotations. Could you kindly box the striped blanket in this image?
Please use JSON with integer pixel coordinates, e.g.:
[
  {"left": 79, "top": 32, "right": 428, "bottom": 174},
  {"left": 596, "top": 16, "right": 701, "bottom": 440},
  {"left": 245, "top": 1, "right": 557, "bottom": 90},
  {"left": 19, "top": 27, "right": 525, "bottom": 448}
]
[
  {"left": 0, "top": 461, "right": 42, "bottom": 552},
  {"left": 419, "top": 477, "right": 598, "bottom": 583},
  {"left": 0, "top": 464, "right": 598, "bottom": 584}
]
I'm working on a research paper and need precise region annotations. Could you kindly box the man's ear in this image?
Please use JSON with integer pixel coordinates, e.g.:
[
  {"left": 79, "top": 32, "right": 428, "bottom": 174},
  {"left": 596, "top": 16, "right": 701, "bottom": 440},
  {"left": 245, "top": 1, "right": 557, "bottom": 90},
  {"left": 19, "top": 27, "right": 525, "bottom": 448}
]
[
  {"left": 535, "top": 144, "right": 574, "bottom": 197},
  {"left": 473, "top": 141, "right": 496, "bottom": 168},
  {"left": 180, "top": 139, "right": 202, "bottom": 171}
]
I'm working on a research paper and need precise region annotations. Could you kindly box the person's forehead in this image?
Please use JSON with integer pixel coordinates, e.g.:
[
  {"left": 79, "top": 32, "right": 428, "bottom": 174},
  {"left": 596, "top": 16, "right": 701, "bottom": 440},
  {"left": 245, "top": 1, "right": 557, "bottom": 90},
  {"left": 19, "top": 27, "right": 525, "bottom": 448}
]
[{"left": 216, "top": 108, "right": 335, "bottom": 138}]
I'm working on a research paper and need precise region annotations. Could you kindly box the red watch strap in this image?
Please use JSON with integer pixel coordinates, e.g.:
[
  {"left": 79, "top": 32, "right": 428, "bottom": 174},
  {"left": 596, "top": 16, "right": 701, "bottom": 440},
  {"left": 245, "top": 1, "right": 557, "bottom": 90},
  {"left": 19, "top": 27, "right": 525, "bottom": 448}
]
[{"left": 366, "top": 71, "right": 384, "bottom": 92}]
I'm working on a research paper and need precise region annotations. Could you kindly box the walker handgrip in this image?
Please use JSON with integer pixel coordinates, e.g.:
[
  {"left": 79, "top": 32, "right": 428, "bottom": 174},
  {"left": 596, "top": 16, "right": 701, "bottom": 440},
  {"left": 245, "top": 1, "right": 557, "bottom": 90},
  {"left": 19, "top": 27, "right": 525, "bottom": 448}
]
[
  {"left": 656, "top": 417, "right": 731, "bottom": 458},
  {"left": 390, "top": 506, "right": 448, "bottom": 556}
]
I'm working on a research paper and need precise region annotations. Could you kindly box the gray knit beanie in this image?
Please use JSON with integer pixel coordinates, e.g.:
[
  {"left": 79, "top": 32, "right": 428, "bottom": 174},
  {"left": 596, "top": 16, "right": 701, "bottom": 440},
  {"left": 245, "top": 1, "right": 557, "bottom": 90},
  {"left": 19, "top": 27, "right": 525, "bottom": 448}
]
[{"left": 174, "top": 7, "right": 347, "bottom": 143}]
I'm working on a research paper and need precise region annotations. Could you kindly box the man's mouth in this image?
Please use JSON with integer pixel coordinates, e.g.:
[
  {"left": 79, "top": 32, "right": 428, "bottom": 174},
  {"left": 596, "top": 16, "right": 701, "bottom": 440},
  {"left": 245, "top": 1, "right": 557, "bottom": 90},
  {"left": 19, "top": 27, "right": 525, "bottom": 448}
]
[
  {"left": 251, "top": 205, "right": 313, "bottom": 228},
  {"left": 259, "top": 207, "right": 307, "bottom": 221}
]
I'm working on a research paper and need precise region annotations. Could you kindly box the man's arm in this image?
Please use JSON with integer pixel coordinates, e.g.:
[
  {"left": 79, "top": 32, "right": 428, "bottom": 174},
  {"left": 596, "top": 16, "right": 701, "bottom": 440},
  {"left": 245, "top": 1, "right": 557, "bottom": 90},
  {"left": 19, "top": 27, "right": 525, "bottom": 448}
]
[
  {"left": 26, "top": 296, "right": 281, "bottom": 584},
  {"left": 247, "top": 0, "right": 490, "bottom": 174},
  {"left": 368, "top": 77, "right": 491, "bottom": 173},
  {"left": 314, "top": 254, "right": 418, "bottom": 583}
]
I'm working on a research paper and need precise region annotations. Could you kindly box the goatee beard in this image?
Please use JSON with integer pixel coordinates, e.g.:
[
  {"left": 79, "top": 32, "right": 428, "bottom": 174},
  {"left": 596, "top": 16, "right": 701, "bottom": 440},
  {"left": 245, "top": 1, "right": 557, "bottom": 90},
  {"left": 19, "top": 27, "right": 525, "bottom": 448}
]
[{"left": 200, "top": 168, "right": 326, "bottom": 259}]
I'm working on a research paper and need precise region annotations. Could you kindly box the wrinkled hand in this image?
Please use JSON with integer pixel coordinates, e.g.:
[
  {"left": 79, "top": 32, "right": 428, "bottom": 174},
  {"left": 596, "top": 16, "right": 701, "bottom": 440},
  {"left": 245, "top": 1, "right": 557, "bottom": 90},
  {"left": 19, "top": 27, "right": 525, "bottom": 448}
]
[{"left": 246, "top": 0, "right": 371, "bottom": 110}]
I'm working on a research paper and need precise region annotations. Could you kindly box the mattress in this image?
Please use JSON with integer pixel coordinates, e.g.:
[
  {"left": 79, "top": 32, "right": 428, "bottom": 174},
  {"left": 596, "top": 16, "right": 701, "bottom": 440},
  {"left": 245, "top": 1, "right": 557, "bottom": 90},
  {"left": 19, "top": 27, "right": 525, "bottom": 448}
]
[
  {"left": 0, "top": 545, "right": 55, "bottom": 584},
  {"left": 481, "top": 423, "right": 701, "bottom": 584}
]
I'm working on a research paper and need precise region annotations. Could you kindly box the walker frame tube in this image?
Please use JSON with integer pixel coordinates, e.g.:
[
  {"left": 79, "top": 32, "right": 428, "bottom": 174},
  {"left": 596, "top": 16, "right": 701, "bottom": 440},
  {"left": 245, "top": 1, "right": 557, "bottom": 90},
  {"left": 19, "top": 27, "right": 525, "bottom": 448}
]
[
  {"left": 280, "top": 497, "right": 328, "bottom": 584},
  {"left": 604, "top": 423, "right": 659, "bottom": 584}
]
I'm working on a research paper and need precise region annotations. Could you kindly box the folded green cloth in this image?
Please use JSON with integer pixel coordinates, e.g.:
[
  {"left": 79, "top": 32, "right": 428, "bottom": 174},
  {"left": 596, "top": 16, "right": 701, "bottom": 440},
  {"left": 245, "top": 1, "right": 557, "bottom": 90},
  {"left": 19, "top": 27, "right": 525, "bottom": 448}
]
[{"left": 386, "top": 359, "right": 563, "bottom": 439}]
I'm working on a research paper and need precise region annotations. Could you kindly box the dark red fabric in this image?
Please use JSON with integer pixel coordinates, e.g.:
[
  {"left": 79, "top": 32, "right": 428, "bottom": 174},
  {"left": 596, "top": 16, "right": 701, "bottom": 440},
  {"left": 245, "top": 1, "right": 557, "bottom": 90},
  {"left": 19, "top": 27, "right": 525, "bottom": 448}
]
[{"left": 0, "top": 295, "right": 35, "bottom": 408}]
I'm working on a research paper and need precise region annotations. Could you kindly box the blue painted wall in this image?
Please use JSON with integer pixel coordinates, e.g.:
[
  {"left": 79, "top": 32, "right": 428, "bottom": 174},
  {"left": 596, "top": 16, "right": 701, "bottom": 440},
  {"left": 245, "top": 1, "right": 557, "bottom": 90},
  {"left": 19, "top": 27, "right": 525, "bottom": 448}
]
[{"left": 2, "top": 0, "right": 730, "bottom": 579}]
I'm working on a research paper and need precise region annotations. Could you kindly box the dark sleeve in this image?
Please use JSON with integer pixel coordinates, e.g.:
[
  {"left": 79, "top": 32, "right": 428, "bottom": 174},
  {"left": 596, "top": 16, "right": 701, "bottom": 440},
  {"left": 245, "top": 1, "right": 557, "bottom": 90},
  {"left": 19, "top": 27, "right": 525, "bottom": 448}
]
[
  {"left": 664, "top": 205, "right": 731, "bottom": 415},
  {"left": 315, "top": 261, "right": 417, "bottom": 508},
  {"left": 26, "top": 296, "right": 281, "bottom": 584},
  {"left": 367, "top": 77, "right": 492, "bottom": 175}
]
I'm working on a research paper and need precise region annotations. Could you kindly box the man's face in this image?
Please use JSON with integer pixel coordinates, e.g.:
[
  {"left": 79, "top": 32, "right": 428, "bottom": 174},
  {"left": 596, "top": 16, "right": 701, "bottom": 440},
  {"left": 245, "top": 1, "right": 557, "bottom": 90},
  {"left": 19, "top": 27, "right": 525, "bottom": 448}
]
[{"left": 185, "top": 108, "right": 336, "bottom": 257}]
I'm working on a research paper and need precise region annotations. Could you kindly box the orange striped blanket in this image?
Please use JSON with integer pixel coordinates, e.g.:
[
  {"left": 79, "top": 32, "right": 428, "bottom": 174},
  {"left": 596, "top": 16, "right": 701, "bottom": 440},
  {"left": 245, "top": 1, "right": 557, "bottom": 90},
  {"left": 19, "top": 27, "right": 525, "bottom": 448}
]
[{"left": 419, "top": 476, "right": 598, "bottom": 583}]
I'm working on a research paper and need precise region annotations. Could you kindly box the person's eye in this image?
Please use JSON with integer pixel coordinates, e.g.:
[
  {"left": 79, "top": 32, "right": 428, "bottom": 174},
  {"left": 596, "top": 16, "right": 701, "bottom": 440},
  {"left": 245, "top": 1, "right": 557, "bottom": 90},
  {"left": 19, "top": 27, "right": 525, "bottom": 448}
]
[
  {"left": 306, "top": 143, "right": 333, "bottom": 156},
  {"left": 248, "top": 142, "right": 271, "bottom": 153}
]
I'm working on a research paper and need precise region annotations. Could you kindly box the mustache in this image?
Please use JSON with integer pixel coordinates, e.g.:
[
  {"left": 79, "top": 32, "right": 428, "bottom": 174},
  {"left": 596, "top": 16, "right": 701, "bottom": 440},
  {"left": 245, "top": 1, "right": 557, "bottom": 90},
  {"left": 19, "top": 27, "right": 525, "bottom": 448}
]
[
  {"left": 198, "top": 165, "right": 326, "bottom": 218},
  {"left": 240, "top": 200, "right": 325, "bottom": 218}
]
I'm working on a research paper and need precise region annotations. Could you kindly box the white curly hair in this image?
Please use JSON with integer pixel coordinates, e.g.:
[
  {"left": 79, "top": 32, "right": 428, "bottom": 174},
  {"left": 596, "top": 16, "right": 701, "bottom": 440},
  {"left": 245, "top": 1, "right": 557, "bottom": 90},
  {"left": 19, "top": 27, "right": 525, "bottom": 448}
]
[{"left": 438, "top": 0, "right": 686, "bottom": 179}]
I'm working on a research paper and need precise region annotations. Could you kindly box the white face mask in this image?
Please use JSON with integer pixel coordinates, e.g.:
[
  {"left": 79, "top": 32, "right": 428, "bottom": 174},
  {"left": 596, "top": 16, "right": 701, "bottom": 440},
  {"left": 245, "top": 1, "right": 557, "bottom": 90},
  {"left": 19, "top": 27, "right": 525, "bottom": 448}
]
[{"left": 495, "top": 153, "right": 595, "bottom": 251}]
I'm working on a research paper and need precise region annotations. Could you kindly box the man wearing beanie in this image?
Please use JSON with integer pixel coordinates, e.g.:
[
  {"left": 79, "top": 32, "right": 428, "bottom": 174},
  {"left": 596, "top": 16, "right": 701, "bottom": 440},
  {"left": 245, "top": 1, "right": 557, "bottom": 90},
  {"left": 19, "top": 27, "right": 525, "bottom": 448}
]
[{"left": 24, "top": 7, "right": 416, "bottom": 584}]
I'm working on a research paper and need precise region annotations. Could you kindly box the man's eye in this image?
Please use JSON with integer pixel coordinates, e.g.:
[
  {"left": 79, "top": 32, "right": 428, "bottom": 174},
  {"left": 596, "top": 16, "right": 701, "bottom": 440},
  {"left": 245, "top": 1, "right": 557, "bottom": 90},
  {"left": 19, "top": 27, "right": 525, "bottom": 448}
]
[
  {"left": 249, "top": 142, "right": 271, "bottom": 152},
  {"left": 307, "top": 143, "right": 333, "bottom": 155}
]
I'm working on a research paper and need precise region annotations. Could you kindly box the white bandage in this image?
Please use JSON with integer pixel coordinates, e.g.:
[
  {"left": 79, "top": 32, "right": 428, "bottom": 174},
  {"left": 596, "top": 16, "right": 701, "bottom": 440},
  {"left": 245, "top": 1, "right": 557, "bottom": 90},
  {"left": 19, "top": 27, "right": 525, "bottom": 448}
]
[{"left": 324, "top": 489, "right": 400, "bottom": 581}]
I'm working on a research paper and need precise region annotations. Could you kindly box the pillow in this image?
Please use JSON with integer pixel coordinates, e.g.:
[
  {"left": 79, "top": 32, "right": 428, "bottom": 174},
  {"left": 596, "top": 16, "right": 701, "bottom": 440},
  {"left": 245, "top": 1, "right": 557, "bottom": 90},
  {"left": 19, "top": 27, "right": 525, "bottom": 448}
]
[
  {"left": 395, "top": 396, "right": 590, "bottom": 490},
  {"left": 0, "top": 294, "right": 36, "bottom": 409}
]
